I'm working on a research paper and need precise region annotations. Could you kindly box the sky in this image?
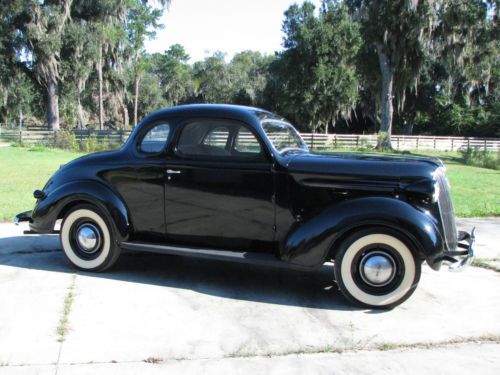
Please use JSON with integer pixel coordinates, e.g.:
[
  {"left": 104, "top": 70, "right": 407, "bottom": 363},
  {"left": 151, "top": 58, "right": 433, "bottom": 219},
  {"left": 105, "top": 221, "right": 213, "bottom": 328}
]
[{"left": 145, "top": 0, "right": 321, "bottom": 63}]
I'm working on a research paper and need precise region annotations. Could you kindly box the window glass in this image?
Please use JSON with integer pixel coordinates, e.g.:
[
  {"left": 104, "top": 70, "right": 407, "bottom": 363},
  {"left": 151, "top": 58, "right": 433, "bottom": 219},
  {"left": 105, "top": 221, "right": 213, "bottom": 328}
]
[
  {"left": 261, "top": 119, "right": 308, "bottom": 154},
  {"left": 177, "top": 120, "right": 264, "bottom": 159},
  {"left": 139, "top": 123, "right": 170, "bottom": 153},
  {"left": 178, "top": 121, "right": 231, "bottom": 157},
  {"left": 203, "top": 126, "right": 230, "bottom": 149},
  {"left": 234, "top": 128, "right": 262, "bottom": 154}
]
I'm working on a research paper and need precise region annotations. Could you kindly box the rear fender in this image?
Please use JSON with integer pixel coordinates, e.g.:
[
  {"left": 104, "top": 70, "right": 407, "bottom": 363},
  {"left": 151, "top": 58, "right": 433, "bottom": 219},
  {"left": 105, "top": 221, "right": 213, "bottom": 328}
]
[
  {"left": 282, "top": 197, "right": 444, "bottom": 270},
  {"left": 31, "top": 180, "right": 130, "bottom": 241}
]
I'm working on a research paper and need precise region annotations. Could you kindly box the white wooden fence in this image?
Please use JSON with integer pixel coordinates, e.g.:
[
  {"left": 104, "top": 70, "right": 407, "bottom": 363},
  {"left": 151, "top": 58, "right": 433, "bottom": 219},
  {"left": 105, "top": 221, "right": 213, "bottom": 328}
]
[{"left": 0, "top": 128, "right": 499, "bottom": 152}]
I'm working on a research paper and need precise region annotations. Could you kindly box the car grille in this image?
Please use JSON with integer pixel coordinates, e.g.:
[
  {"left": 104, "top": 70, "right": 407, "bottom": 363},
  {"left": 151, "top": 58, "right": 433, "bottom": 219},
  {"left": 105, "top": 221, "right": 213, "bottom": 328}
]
[{"left": 435, "top": 169, "right": 457, "bottom": 251}]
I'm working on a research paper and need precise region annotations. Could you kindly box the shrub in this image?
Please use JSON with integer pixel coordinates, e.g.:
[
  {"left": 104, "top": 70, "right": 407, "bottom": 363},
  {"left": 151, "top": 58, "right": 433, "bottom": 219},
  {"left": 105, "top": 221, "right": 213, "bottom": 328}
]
[
  {"left": 80, "top": 133, "right": 98, "bottom": 153},
  {"left": 460, "top": 147, "right": 499, "bottom": 170},
  {"left": 55, "top": 130, "right": 78, "bottom": 150}
]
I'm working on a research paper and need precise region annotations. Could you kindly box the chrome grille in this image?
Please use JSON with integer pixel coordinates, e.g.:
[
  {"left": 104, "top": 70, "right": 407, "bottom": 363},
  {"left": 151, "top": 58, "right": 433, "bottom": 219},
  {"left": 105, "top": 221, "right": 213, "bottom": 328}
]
[{"left": 436, "top": 169, "right": 457, "bottom": 251}]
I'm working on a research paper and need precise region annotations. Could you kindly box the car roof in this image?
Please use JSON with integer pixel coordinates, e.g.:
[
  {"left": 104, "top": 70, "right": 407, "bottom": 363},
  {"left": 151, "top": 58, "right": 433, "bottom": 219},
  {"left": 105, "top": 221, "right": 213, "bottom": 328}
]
[{"left": 140, "top": 104, "right": 282, "bottom": 128}]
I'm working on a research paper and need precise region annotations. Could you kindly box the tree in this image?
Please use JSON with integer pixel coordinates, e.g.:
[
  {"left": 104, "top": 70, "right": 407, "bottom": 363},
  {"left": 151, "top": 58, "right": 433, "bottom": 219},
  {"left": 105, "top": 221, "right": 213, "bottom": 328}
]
[
  {"left": 230, "top": 51, "right": 274, "bottom": 107},
  {"left": 348, "top": 0, "right": 438, "bottom": 148},
  {"left": 267, "top": 1, "right": 361, "bottom": 132},
  {"left": 193, "top": 52, "right": 235, "bottom": 103},
  {"left": 149, "top": 44, "right": 194, "bottom": 106},
  {"left": 11, "top": 0, "right": 74, "bottom": 130}
]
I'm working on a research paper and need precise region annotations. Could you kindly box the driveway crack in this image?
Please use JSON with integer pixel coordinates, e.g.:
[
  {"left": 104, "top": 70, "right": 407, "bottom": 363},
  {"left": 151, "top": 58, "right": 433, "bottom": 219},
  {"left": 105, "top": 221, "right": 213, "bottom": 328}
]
[{"left": 55, "top": 273, "right": 77, "bottom": 375}]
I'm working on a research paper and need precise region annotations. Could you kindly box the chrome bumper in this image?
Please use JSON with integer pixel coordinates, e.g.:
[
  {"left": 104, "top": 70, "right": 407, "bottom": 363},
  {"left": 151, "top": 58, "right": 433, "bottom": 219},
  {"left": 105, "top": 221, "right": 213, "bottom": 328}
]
[
  {"left": 447, "top": 228, "right": 475, "bottom": 272},
  {"left": 14, "top": 211, "right": 32, "bottom": 226}
]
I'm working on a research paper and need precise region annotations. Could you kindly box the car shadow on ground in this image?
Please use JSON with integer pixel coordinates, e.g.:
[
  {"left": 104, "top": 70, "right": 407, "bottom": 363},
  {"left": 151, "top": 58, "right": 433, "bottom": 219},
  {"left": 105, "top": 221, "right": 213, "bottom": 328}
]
[{"left": 0, "top": 235, "right": 360, "bottom": 312}]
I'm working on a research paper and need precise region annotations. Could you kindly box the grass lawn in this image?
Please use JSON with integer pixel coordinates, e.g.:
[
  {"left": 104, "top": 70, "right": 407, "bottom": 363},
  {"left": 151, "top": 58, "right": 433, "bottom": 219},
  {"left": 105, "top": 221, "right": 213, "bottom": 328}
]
[
  {"left": 0, "top": 146, "right": 498, "bottom": 221},
  {"left": 0, "top": 147, "right": 83, "bottom": 222}
]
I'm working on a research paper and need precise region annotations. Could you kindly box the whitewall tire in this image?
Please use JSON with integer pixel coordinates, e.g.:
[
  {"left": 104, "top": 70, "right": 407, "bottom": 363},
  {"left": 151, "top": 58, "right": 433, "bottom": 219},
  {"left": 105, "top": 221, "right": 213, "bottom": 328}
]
[
  {"left": 334, "top": 228, "right": 421, "bottom": 309},
  {"left": 60, "top": 205, "right": 120, "bottom": 271}
]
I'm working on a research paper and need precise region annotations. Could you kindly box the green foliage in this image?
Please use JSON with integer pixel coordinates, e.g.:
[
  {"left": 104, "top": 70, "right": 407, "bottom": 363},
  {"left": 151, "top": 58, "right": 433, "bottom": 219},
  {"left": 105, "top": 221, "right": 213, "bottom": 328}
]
[
  {"left": 266, "top": 1, "right": 361, "bottom": 132},
  {"left": 28, "top": 146, "right": 50, "bottom": 152},
  {"left": 0, "top": 0, "right": 498, "bottom": 139},
  {"left": 55, "top": 130, "right": 78, "bottom": 150},
  {"left": 80, "top": 133, "right": 98, "bottom": 153},
  {"left": 461, "top": 147, "right": 500, "bottom": 170},
  {"left": 376, "top": 132, "right": 390, "bottom": 150}
]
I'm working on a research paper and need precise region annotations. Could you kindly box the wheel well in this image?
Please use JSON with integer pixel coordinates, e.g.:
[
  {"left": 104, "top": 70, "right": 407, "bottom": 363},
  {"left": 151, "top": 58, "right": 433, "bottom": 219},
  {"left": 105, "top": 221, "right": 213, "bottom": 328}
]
[
  {"left": 328, "top": 224, "right": 426, "bottom": 262},
  {"left": 57, "top": 200, "right": 99, "bottom": 222}
]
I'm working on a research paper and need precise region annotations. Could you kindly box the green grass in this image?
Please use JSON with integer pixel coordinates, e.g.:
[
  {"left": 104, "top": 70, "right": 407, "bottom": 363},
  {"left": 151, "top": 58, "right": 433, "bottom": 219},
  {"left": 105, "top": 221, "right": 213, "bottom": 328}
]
[
  {"left": 410, "top": 150, "right": 500, "bottom": 217},
  {"left": 0, "top": 146, "right": 498, "bottom": 221},
  {"left": 0, "top": 147, "right": 83, "bottom": 221}
]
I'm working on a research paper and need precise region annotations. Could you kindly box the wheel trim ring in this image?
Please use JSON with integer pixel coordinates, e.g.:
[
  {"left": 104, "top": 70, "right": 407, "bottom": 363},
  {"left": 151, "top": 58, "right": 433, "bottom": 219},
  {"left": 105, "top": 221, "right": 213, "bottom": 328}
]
[
  {"left": 340, "top": 234, "right": 416, "bottom": 307},
  {"left": 61, "top": 209, "right": 111, "bottom": 269}
]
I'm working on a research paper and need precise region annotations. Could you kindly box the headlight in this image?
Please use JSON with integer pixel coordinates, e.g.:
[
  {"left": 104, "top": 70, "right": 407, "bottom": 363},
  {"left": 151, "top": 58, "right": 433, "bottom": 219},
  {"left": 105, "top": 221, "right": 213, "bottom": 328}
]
[{"left": 432, "top": 180, "right": 440, "bottom": 203}]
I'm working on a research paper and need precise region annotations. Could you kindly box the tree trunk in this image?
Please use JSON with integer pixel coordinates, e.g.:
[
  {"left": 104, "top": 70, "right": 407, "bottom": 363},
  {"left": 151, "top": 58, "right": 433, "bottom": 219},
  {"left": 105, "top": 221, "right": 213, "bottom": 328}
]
[
  {"left": 133, "top": 74, "right": 140, "bottom": 127},
  {"left": 121, "top": 100, "right": 129, "bottom": 129},
  {"left": 18, "top": 108, "right": 23, "bottom": 130},
  {"left": 98, "top": 46, "right": 104, "bottom": 130},
  {"left": 404, "top": 121, "right": 414, "bottom": 135},
  {"left": 47, "top": 79, "right": 60, "bottom": 131},
  {"left": 375, "top": 44, "right": 394, "bottom": 149},
  {"left": 76, "top": 97, "right": 85, "bottom": 130}
]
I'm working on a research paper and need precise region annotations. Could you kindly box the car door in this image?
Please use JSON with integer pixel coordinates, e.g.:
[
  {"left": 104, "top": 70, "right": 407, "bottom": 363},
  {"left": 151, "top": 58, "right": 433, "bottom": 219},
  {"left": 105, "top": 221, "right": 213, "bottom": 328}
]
[
  {"left": 163, "top": 118, "right": 275, "bottom": 251},
  {"left": 124, "top": 121, "right": 171, "bottom": 242}
]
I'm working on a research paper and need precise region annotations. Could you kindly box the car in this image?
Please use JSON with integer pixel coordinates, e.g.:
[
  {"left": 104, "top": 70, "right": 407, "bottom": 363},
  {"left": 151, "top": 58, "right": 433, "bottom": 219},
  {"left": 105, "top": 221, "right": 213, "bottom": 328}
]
[{"left": 15, "top": 104, "right": 475, "bottom": 308}]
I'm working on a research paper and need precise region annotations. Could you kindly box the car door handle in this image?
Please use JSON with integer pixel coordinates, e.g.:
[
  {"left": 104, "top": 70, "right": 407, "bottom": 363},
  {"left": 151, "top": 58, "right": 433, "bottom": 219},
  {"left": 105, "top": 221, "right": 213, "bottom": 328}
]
[{"left": 166, "top": 169, "right": 182, "bottom": 174}]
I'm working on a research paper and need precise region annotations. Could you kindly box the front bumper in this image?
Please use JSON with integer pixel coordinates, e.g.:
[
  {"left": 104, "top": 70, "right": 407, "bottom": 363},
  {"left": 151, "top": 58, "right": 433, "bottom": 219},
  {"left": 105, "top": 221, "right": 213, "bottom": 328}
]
[
  {"left": 444, "top": 228, "right": 475, "bottom": 272},
  {"left": 14, "top": 211, "right": 32, "bottom": 225},
  {"left": 14, "top": 211, "right": 40, "bottom": 235}
]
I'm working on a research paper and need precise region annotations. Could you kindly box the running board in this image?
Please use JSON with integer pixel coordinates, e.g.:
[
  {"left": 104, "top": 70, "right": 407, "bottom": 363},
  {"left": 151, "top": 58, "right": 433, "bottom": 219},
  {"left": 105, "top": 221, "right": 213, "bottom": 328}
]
[{"left": 120, "top": 241, "right": 312, "bottom": 271}]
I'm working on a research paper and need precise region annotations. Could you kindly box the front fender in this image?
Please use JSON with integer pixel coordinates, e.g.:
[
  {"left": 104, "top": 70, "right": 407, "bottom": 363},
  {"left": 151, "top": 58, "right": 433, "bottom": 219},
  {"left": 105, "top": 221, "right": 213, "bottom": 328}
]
[
  {"left": 282, "top": 197, "right": 444, "bottom": 270},
  {"left": 30, "top": 180, "right": 130, "bottom": 241}
]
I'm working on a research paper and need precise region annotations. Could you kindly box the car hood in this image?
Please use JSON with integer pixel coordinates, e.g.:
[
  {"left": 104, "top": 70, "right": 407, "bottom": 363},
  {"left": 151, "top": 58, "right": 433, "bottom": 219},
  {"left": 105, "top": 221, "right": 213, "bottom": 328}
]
[{"left": 286, "top": 152, "right": 442, "bottom": 181}]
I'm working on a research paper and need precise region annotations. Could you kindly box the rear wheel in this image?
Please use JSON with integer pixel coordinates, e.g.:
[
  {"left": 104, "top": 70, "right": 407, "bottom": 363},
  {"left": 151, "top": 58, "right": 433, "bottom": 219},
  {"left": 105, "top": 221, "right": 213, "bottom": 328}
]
[
  {"left": 334, "top": 228, "right": 421, "bottom": 309},
  {"left": 60, "top": 204, "right": 121, "bottom": 272}
]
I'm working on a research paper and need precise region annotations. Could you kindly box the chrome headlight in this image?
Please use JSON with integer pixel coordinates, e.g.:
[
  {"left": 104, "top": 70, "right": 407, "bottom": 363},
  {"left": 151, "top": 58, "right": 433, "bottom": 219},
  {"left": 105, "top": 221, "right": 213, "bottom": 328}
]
[{"left": 432, "top": 180, "right": 440, "bottom": 203}]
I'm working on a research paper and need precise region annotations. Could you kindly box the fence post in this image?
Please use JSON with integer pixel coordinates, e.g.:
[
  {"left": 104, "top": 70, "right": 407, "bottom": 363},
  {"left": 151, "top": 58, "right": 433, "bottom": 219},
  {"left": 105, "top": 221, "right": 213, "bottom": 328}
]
[
  {"left": 416, "top": 137, "right": 419, "bottom": 150},
  {"left": 467, "top": 138, "right": 470, "bottom": 149},
  {"left": 19, "top": 130, "right": 23, "bottom": 144},
  {"left": 484, "top": 139, "right": 487, "bottom": 151},
  {"left": 311, "top": 133, "right": 314, "bottom": 150},
  {"left": 356, "top": 135, "right": 359, "bottom": 148},
  {"left": 397, "top": 136, "right": 400, "bottom": 150},
  {"left": 451, "top": 138, "right": 454, "bottom": 151},
  {"left": 433, "top": 138, "right": 437, "bottom": 150}
]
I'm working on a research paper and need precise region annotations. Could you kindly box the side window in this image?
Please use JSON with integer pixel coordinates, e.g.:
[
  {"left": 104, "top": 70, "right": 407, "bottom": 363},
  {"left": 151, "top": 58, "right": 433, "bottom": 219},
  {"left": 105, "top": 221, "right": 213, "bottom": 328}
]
[
  {"left": 139, "top": 123, "right": 170, "bottom": 153},
  {"left": 178, "top": 121, "right": 231, "bottom": 157},
  {"left": 177, "top": 119, "right": 264, "bottom": 159},
  {"left": 234, "top": 127, "right": 262, "bottom": 155}
]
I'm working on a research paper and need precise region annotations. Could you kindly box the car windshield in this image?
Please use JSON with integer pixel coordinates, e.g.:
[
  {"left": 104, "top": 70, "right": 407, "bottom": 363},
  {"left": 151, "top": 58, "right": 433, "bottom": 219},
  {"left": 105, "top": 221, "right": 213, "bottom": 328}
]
[{"left": 261, "top": 119, "right": 308, "bottom": 154}]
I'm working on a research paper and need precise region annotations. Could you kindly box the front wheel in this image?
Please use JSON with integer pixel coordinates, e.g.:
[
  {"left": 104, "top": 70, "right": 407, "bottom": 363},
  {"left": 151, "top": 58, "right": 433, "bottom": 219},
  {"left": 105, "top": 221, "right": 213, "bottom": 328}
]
[
  {"left": 60, "top": 204, "right": 121, "bottom": 272},
  {"left": 334, "top": 228, "right": 421, "bottom": 309}
]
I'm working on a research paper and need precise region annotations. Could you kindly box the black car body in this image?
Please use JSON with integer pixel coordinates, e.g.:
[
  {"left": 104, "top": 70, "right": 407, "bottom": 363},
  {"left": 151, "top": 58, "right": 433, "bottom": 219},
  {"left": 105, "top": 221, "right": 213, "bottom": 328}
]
[{"left": 16, "top": 104, "right": 474, "bottom": 308}]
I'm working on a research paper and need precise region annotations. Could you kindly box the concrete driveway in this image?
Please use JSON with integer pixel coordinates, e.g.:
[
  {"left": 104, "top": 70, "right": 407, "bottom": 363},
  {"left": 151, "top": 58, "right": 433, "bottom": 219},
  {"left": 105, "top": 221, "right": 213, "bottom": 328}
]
[{"left": 0, "top": 219, "right": 499, "bottom": 374}]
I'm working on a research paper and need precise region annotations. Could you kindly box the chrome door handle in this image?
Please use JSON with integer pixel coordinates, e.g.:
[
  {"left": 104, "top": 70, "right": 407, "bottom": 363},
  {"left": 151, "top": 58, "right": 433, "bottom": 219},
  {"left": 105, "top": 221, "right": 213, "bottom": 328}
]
[{"left": 166, "top": 169, "right": 181, "bottom": 174}]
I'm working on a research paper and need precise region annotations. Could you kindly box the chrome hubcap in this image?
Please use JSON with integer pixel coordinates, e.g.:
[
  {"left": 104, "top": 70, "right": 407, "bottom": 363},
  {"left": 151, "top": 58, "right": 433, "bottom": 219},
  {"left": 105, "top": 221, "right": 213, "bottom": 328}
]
[
  {"left": 76, "top": 224, "right": 99, "bottom": 253},
  {"left": 359, "top": 251, "right": 396, "bottom": 287}
]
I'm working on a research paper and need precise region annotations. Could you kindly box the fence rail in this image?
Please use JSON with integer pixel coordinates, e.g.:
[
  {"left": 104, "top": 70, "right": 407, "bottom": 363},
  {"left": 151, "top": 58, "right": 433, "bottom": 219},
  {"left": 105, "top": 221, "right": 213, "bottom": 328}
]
[{"left": 0, "top": 129, "right": 499, "bottom": 152}]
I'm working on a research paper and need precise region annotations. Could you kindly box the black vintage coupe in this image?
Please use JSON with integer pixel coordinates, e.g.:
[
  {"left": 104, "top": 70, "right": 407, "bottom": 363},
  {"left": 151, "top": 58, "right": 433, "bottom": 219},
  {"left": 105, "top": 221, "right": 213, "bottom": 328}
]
[{"left": 16, "top": 104, "right": 474, "bottom": 308}]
